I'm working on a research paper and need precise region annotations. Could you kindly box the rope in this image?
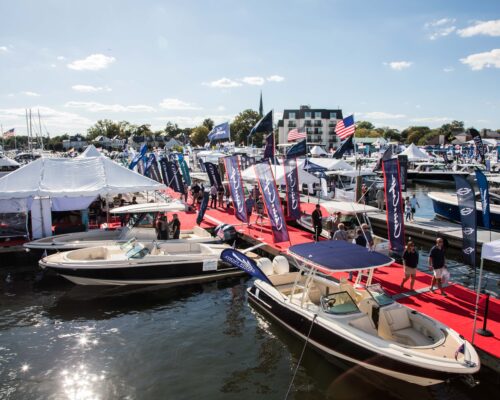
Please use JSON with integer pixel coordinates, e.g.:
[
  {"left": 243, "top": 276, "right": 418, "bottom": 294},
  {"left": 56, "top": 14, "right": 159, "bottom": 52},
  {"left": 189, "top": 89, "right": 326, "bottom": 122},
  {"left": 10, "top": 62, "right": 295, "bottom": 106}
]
[{"left": 284, "top": 314, "right": 318, "bottom": 400}]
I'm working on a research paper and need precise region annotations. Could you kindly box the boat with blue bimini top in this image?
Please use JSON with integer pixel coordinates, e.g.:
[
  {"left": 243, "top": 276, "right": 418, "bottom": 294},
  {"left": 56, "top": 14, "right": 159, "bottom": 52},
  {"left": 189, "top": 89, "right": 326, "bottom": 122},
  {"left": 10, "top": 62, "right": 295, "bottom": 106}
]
[{"left": 243, "top": 241, "right": 480, "bottom": 386}]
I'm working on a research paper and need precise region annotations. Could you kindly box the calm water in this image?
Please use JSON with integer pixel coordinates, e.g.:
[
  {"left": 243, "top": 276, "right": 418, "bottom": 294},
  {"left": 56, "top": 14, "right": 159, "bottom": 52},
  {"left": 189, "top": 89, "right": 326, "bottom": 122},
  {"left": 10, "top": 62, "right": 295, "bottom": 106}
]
[{"left": 1, "top": 183, "right": 498, "bottom": 399}]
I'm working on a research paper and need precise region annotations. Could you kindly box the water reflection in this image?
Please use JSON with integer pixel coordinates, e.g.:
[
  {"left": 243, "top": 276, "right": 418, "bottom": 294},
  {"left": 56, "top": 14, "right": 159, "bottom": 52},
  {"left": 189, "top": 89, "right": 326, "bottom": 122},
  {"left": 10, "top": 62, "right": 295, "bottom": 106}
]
[{"left": 60, "top": 364, "right": 105, "bottom": 400}]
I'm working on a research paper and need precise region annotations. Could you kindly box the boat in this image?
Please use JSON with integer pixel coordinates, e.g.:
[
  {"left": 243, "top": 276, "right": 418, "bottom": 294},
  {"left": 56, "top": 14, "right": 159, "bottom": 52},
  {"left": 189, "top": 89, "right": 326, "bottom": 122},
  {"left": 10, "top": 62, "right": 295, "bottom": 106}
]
[
  {"left": 244, "top": 241, "right": 480, "bottom": 386},
  {"left": 0, "top": 153, "right": 20, "bottom": 178},
  {"left": 39, "top": 241, "right": 242, "bottom": 286},
  {"left": 296, "top": 200, "right": 390, "bottom": 254},
  {"left": 24, "top": 202, "right": 220, "bottom": 251},
  {"left": 406, "top": 162, "right": 469, "bottom": 184},
  {"left": 428, "top": 191, "right": 500, "bottom": 229}
]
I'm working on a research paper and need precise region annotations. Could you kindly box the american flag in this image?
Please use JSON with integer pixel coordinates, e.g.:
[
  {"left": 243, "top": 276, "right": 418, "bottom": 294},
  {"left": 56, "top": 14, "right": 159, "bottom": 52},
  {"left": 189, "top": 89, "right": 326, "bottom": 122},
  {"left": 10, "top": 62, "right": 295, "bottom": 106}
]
[
  {"left": 335, "top": 115, "right": 355, "bottom": 140},
  {"left": 2, "top": 128, "right": 15, "bottom": 138},
  {"left": 288, "top": 128, "right": 306, "bottom": 142}
]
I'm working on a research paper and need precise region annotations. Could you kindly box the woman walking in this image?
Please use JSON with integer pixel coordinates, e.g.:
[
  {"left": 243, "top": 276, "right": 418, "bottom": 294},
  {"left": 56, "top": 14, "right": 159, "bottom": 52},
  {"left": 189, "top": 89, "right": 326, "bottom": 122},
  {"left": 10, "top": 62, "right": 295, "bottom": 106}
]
[{"left": 401, "top": 241, "right": 418, "bottom": 290}]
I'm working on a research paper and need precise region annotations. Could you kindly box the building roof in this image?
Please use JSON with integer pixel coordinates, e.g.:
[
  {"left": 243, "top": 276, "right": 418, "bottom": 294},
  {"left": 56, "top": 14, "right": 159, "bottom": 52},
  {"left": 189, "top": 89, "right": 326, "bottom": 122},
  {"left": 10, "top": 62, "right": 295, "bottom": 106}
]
[{"left": 281, "top": 108, "right": 343, "bottom": 120}]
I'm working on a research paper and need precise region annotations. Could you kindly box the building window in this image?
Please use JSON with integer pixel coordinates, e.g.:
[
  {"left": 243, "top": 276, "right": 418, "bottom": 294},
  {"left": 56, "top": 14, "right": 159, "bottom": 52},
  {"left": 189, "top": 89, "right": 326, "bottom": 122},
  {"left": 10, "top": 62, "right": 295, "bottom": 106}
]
[
  {"left": 306, "top": 127, "right": 313, "bottom": 134},
  {"left": 315, "top": 112, "right": 321, "bottom": 119},
  {"left": 289, "top": 112, "right": 296, "bottom": 119},
  {"left": 314, "top": 120, "right": 322, "bottom": 127},
  {"left": 288, "top": 121, "right": 297, "bottom": 128},
  {"left": 304, "top": 120, "right": 312, "bottom": 127},
  {"left": 304, "top": 111, "right": 311, "bottom": 118},
  {"left": 330, "top": 112, "right": 337, "bottom": 119}
]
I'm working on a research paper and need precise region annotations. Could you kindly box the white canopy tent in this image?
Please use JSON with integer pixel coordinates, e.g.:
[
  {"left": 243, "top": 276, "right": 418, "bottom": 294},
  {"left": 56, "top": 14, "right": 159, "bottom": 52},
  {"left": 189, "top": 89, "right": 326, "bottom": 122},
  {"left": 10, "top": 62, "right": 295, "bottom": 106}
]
[
  {"left": 310, "top": 145, "right": 328, "bottom": 156},
  {"left": 297, "top": 158, "right": 353, "bottom": 172},
  {"left": 0, "top": 157, "right": 166, "bottom": 238},
  {"left": 472, "top": 240, "right": 500, "bottom": 343},
  {"left": 78, "top": 144, "right": 103, "bottom": 158},
  {"left": 399, "top": 143, "right": 432, "bottom": 161},
  {"left": 241, "top": 162, "right": 318, "bottom": 186}
]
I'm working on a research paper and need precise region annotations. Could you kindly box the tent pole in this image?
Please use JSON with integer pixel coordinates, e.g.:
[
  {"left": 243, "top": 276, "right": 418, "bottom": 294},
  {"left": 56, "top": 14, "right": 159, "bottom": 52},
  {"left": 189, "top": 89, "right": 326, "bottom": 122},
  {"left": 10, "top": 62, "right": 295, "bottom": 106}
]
[
  {"left": 471, "top": 257, "right": 484, "bottom": 345},
  {"left": 106, "top": 195, "right": 110, "bottom": 225}
]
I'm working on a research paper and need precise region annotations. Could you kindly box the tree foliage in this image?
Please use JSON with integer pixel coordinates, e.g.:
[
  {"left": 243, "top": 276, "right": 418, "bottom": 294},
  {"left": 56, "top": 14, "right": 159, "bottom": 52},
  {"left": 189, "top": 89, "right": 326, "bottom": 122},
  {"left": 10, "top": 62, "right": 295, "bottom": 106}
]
[
  {"left": 190, "top": 125, "right": 209, "bottom": 146},
  {"left": 202, "top": 118, "right": 214, "bottom": 132},
  {"left": 230, "top": 109, "right": 261, "bottom": 145}
]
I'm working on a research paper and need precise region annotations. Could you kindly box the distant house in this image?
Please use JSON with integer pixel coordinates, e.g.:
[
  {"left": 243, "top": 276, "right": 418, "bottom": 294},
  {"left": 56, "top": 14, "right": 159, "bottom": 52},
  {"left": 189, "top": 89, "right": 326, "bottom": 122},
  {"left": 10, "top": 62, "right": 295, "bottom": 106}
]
[
  {"left": 452, "top": 132, "right": 471, "bottom": 145},
  {"left": 62, "top": 134, "right": 87, "bottom": 150},
  {"left": 164, "top": 138, "right": 182, "bottom": 149}
]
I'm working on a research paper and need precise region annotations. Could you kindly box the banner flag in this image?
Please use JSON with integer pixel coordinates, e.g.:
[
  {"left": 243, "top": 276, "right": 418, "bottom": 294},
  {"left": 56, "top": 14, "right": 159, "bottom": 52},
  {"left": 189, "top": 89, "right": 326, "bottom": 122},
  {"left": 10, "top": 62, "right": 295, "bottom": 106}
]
[
  {"left": 208, "top": 122, "right": 230, "bottom": 142},
  {"left": 249, "top": 110, "right": 273, "bottom": 137},
  {"left": 373, "top": 146, "right": 393, "bottom": 172},
  {"left": 382, "top": 158, "right": 405, "bottom": 255},
  {"left": 144, "top": 153, "right": 156, "bottom": 176},
  {"left": 137, "top": 158, "right": 145, "bottom": 175},
  {"left": 149, "top": 159, "right": 162, "bottom": 183},
  {"left": 332, "top": 136, "right": 354, "bottom": 159},
  {"left": 220, "top": 248, "right": 273, "bottom": 285},
  {"left": 397, "top": 155, "right": 409, "bottom": 192},
  {"left": 223, "top": 156, "right": 248, "bottom": 222},
  {"left": 284, "top": 158, "right": 301, "bottom": 220},
  {"left": 469, "top": 128, "right": 486, "bottom": 164},
  {"left": 453, "top": 175, "right": 477, "bottom": 267},
  {"left": 204, "top": 162, "right": 223, "bottom": 188},
  {"left": 196, "top": 192, "right": 210, "bottom": 225},
  {"left": 177, "top": 154, "right": 191, "bottom": 186},
  {"left": 475, "top": 168, "right": 491, "bottom": 229},
  {"left": 263, "top": 133, "right": 274, "bottom": 159},
  {"left": 286, "top": 139, "right": 306, "bottom": 159},
  {"left": 160, "top": 159, "right": 184, "bottom": 193},
  {"left": 254, "top": 161, "right": 290, "bottom": 243},
  {"left": 129, "top": 143, "right": 147, "bottom": 169}
]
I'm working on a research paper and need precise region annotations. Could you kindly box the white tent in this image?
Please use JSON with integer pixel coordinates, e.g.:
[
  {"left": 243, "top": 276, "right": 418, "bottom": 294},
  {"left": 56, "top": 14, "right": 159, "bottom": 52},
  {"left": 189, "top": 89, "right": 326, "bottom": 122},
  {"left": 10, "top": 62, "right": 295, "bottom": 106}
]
[
  {"left": 399, "top": 143, "right": 432, "bottom": 161},
  {"left": 310, "top": 145, "right": 328, "bottom": 156},
  {"left": 297, "top": 158, "right": 353, "bottom": 172},
  {"left": 78, "top": 144, "right": 103, "bottom": 158},
  {"left": 0, "top": 154, "right": 20, "bottom": 168},
  {"left": 241, "top": 163, "right": 318, "bottom": 186}
]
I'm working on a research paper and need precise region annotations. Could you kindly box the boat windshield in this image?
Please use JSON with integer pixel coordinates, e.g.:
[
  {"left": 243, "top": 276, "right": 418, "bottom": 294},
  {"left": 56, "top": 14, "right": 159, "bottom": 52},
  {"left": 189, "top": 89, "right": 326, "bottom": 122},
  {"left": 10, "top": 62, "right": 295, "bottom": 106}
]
[
  {"left": 119, "top": 237, "right": 136, "bottom": 251},
  {"left": 127, "top": 212, "right": 156, "bottom": 229},
  {"left": 366, "top": 284, "right": 394, "bottom": 307},
  {"left": 126, "top": 243, "right": 149, "bottom": 259},
  {"left": 320, "top": 292, "right": 360, "bottom": 315}
]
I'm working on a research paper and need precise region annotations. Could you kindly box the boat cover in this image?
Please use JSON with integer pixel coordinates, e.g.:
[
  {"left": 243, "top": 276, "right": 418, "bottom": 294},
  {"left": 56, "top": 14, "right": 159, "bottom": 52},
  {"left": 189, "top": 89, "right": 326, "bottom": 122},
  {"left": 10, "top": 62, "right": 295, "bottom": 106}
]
[
  {"left": 482, "top": 240, "right": 500, "bottom": 262},
  {"left": 111, "top": 201, "right": 186, "bottom": 214},
  {"left": 288, "top": 241, "right": 393, "bottom": 272}
]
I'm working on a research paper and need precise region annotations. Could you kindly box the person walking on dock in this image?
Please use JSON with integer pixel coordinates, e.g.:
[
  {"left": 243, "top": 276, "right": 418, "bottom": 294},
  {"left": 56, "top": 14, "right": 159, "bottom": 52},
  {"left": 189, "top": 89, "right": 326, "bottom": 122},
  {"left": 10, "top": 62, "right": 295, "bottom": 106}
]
[
  {"left": 332, "top": 223, "right": 348, "bottom": 241},
  {"left": 245, "top": 196, "right": 254, "bottom": 226},
  {"left": 401, "top": 241, "right": 419, "bottom": 290},
  {"left": 429, "top": 238, "right": 447, "bottom": 296},
  {"left": 217, "top": 185, "right": 225, "bottom": 208},
  {"left": 170, "top": 214, "right": 181, "bottom": 240},
  {"left": 361, "top": 223, "right": 374, "bottom": 250},
  {"left": 312, "top": 204, "right": 323, "bottom": 241},
  {"left": 209, "top": 184, "right": 217, "bottom": 208},
  {"left": 410, "top": 194, "right": 419, "bottom": 221},
  {"left": 404, "top": 197, "right": 411, "bottom": 222},
  {"left": 376, "top": 188, "right": 384, "bottom": 211}
]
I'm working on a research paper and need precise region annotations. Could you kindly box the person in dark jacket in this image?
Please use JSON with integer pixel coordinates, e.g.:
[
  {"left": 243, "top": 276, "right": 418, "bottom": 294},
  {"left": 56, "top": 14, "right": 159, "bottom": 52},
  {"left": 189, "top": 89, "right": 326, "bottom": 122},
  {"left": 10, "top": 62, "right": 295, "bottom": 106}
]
[
  {"left": 429, "top": 238, "right": 447, "bottom": 296},
  {"left": 354, "top": 229, "right": 367, "bottom": 247},
  {"left": 401, "top": 241, "right": 419, "bottom": 290},
  {"left": 312, "top": 204, "right": 323, "bottom": 241},
  {"left": 169, "top": 214, "right": 181, "bottom": 240}
]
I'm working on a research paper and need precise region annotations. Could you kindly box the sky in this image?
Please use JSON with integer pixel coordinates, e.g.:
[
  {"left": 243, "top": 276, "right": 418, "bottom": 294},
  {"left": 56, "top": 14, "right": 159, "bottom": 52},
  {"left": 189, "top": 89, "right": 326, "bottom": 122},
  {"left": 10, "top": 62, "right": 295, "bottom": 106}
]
[{"left": 0, "top": 0, "right": 499, "bottom": 136}]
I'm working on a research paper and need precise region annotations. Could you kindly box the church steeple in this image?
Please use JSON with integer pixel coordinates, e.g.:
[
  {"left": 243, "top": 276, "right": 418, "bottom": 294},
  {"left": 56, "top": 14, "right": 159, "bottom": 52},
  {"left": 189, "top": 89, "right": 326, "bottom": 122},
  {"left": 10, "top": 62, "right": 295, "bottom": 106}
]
[{"left": 259, "top": 91, "right": 263, "bottom": 117}]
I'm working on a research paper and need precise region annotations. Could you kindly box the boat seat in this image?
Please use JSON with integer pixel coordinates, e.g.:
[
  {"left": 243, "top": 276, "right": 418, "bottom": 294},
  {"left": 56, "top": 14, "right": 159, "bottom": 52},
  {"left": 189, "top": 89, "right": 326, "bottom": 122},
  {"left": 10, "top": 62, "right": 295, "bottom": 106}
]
[
  {"left": 378, "top": 307, "right": 433, "bottom": 346},
  {"left": 349, "top": 316, "right": 378, "bottom": 336},
  {"left": 392, "top": 328, "right": 433, "bottom": 346},
  {"left": 339, "top": 283, "right": 363, "bottom": 304}
]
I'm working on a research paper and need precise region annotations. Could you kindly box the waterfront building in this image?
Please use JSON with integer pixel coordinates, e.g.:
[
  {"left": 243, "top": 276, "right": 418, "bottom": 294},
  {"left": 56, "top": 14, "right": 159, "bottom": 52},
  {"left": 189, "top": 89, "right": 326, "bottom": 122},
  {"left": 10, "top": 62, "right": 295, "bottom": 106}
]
[{"left": 277, "top": 105, "right": 343, "bottom": 150}]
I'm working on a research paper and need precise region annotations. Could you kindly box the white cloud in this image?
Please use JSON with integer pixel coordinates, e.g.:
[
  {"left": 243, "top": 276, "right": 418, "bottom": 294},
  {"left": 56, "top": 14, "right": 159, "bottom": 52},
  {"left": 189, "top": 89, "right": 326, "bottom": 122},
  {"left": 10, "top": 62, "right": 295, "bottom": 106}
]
[
  {"left": 241, "top": 76, "right": 265, "bottom": 86},
  {"left": 65, "top": 101, "right": 155, "bottom": 113},
  {"left": 361, "top": 112, "right": 406, "bottom": 120},
  {"left": 67, "top": 54, "right": 116, "bottom": 71},
  {"left": 460, "top": 49, "right": 500, "bottom": 70},
  {"left": 443, "top": 67, "right": 454, "bottom": 72},
  {"left": 57, "top": 55, "right": 66, "bottom": 61},
  {"left": 0, "top": 46, "right": 8, "bottom": 53},
  {"left": 425, "top": 18, "right": 456, "bottom": 40},
  {"left": 72, "top": 84, "right": 112, "bottom": 93},
  {"left": 267, "top": 75, "right": 285, "bottom": 82},
  {"left": 457, "top": 20, "right": 500, "bottom": 37},
  {"left": 385, "top": 61, "right": 413, "bottom": 71},
  {"left": 159, "top": 98, "right": 202, "bottom": 110},
  {"left": 155, "top": 114, "right": 234, "bottom": 129},
  {"left": 22, "top": 91, "right": 41, "bottom": 97},
  {"left": 410, "top": 116, "right": 452, "bottom": 123},
  {"left": 203, "top": 78, "right": 242, "bottom": 88},
  {"left": 217, "top": 106, "right": 226, "bottom": 111}
]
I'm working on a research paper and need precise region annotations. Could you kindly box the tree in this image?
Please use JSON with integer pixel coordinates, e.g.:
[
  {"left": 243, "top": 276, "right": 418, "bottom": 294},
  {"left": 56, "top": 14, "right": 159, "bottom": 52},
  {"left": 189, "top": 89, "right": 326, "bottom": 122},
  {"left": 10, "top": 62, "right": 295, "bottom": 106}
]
[
  {"left": 190, "top": 125, "right": 209, "bottom": 146},
  {"left": 164, "top": 122, "right": 182, "bottom": 138},
  {"left": 439, "top": 120, "right": 464, "bottom": 142},
  {"left": 202, "top": 118, "right": 214, "bottom": 132},
  {"left": 87, "top": 120, "right": 131, "bottom": 140},
  {"left": 230, "top": 109, "right": 260, "bottom": 145},
  {"left": 357, "top": 121, "right": 375, "bottom": 130},
  {"left": 401, "top": 126, "right": 431, "bottom": 144}
]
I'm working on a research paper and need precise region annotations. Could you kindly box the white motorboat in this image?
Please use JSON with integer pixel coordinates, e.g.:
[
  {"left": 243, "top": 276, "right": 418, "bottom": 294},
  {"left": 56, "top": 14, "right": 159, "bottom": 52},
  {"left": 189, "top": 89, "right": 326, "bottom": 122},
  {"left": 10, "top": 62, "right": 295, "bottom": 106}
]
[
  {"left": 231, "top": 241, "right": 480, "bottom": 386},
  {"left": 407, "top": 162, "right": 469, "bottom": 184},
  {"left": 39, "top": 241, "right": 242, "bottom": 286},
  {"left": 0, "top": 153, "right": 20, "bottom": 178},
  {"left": 24, "top": 202, "right": 219, "bottom": 251}
]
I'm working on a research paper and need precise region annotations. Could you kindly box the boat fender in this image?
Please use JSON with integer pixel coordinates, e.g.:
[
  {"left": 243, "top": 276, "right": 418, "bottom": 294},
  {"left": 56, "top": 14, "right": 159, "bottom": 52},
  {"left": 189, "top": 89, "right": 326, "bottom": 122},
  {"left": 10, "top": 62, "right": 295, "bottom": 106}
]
[
  {"left": 273, "top": 256, "right": 290, "bottom": 275},
  {"left": 256, "top": 258, "right": 274, "bottom": 276}
]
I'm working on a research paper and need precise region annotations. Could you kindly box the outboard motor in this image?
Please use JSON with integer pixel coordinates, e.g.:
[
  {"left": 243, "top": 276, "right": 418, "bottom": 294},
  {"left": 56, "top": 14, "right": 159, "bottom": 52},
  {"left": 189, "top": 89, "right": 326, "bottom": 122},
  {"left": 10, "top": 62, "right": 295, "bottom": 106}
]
[{"left": 214, "top": 224, "right": 238, "bottom": 243}]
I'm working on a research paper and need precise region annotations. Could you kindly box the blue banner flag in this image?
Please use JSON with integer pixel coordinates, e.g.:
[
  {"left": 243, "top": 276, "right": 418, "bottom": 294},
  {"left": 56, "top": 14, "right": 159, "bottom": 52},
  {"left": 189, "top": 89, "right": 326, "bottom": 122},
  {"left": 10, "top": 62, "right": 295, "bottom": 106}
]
[
  {"left": 137, "top": 158, "right": 145, "bottom": 175},
  {"left": 196, "top": 192, "right": 210, "bottom": 225},
  {"left": 249, "top": 110, "right": 273, "bottom": 137},
  {"left": 263, "top": 133, "right": 274, "bottom": 159},
  {"left": 332, "top": 136, "right": 354, "bottom": 159},
  {"left": 454, "top": 175, "right": 477, "bottom": 267},
  {"left": 208, "top": 122, "right": 230, "bottom": 142},
  {"left": 129, "top": 143, "right": 148, "bottom": 170},
  {"left": 397, "top": 155, "right": 408, "bottom": 192},
  {"left": 286, "top": 139, "right": 306, "bottom": 159},
  {"left": 220, "top": 248, "right": 273, "bottom": 285},
  {"left": 144, "top": 153, "right": 156, "bottom": 176},
  {"left": 204, "top": 162, "right": 222, "bottom": 188},
  {"left": 475, "top": 168, "right": 491, "bottom": 229},
  {"left": 284, "top": 158, "right": 301, "bottom": 220},
  {"left": 469, "top": 128, "right": 485, "bottom": 164},
  {"left": 255, "top": 161, "right": 290, "bottom": 243},
  {"left": 177, "top": 154, "right": 191, "bottom": 186},
  {"left": 223, "top": 156, "right": 248, "bottom": 222},
  {"left": 160, "top": 159, "right": 184, "bottom": 193},
  {"left": 382, "top": 158, "right": 405, "bottom": 255}
]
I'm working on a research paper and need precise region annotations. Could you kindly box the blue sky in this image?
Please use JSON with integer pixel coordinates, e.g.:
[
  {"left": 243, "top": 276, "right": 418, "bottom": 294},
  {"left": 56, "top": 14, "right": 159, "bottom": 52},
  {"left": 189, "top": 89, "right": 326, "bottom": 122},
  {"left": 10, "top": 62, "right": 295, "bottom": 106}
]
[{"left": 0, "top": 0, "right": 499, "bottom": 135}]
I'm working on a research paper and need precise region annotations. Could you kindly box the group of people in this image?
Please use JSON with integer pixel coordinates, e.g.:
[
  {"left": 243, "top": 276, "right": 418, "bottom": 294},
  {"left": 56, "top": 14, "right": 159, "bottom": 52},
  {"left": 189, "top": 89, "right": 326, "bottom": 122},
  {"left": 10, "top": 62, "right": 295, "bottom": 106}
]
[
  {"left": 245, "top": 185, "right": 265, "bottom": 225},
  {"left": 189, "top": 182, "right": 226, "bottom": 209},
  {"left": 404, "top": 194, "right": 420, "bottom": 222},
  {"left": 155, "top": 213, "right": 181, "bottom": 240}
]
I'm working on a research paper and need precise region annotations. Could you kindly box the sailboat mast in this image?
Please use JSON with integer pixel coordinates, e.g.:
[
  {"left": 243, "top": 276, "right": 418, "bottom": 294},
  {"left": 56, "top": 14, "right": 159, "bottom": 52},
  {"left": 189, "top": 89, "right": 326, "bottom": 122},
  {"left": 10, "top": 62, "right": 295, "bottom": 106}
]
[{"left": 38, "top": 109, "right": 44, "bottom": 150}]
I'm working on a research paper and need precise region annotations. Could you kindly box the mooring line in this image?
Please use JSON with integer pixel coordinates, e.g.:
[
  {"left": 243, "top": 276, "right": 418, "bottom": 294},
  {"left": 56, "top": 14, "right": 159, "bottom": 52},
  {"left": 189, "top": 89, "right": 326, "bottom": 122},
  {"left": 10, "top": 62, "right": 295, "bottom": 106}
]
[{"left": 284, "top": 314, "right": 318, "bottom": 400}]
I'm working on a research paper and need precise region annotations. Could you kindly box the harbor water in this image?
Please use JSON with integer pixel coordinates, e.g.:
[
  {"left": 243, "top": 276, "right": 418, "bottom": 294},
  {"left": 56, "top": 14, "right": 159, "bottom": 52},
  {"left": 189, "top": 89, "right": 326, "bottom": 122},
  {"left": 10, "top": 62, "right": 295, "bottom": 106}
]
[{"left": 0, "top": 183, "right": 498, "bottom": 400}]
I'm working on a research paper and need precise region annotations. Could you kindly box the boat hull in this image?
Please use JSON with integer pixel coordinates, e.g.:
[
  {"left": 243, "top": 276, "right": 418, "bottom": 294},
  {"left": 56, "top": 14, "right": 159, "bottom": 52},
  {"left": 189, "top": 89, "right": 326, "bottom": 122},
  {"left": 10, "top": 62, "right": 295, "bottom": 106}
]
[
  {"left": 430, "top": 197, "right": 500, "bottom": 229},
  {"left": 248, "top": 286, "right": 473, "bottom": 387}
]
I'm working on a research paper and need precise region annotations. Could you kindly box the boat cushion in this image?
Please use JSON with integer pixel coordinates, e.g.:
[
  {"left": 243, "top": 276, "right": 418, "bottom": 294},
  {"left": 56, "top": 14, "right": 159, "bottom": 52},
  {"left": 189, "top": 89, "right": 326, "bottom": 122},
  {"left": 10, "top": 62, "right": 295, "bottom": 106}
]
[
  {"left": 349, "top": 316, "right": 377, "bottom": 335},
  {"left": 384, "top": 308, "right": 411, "bottom": 331},
  {"left": 393, "top": 328, "right": 433, "bottom": 346}
]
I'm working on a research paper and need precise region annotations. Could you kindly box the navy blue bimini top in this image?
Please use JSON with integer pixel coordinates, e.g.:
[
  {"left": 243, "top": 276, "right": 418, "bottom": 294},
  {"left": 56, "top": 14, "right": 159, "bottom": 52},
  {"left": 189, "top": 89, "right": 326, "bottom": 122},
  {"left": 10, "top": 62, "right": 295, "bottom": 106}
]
[{"left": 288, "top": 241, "right": 393, "bottom": 272}]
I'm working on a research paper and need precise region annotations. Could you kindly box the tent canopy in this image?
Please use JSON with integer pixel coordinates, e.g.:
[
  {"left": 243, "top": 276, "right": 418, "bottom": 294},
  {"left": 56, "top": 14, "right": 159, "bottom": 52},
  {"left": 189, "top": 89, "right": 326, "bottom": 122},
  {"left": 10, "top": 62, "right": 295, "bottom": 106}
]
[
  {"left": 399, "top": 143, "right": 431, "bottom": 161},
  {"left": 78, "top": 144, "right": 103, "bottom": 158},
  {"left": 0, "top": 156, "right": 166, "bottom": 200},
  {"left": 241, "top": 162, "right": 318, "bottom": 185},
  {"left": 298, "top": 158, "right": 353, "bottom": 171},
  {"left": 310, "top": 145, "right": 328, "bottom": 156},
  {"left": 482, "top": 240, "right": 500, "bottom": 262}
]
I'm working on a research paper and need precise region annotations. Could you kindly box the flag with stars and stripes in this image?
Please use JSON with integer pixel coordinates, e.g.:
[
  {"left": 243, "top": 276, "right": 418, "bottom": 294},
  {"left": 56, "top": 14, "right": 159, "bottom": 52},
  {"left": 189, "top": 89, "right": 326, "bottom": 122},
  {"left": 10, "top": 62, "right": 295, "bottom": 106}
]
[{"left": 335, "top": 115, "right": 355, "bottom": 140}]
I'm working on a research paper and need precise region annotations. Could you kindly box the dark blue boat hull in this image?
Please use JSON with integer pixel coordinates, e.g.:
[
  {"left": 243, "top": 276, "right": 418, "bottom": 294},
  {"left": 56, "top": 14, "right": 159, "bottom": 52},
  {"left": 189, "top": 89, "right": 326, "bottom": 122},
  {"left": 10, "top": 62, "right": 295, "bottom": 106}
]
[{"left": 431, "top": 198, "right": 500, "bottom": 230}]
